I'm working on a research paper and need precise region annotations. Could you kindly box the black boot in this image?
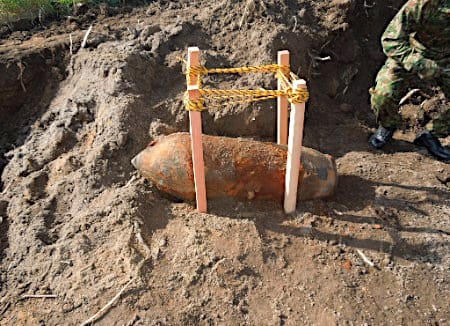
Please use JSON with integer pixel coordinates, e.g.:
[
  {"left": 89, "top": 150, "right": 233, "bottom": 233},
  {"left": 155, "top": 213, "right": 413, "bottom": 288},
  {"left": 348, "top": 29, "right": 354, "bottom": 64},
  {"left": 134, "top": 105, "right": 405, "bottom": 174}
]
[
  {"left": 369, "top": 126, "right": 396, "bottom": 149},
  {"left": 414, "top": 131, "right": 450, "bottom": 163}
]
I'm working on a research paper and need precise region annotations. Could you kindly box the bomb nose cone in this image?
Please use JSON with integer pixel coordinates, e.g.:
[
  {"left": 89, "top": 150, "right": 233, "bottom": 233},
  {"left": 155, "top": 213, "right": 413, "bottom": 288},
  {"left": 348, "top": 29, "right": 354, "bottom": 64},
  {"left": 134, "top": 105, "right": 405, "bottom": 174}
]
[{"left": 131, "top": 154, "right": 139, "bottom": 169}]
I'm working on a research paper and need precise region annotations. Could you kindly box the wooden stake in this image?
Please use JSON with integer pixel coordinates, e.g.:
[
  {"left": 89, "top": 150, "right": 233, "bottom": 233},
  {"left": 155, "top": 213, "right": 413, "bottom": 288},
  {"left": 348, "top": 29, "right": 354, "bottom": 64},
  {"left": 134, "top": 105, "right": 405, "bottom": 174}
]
[
  {"left": 187, "top": 47, "right": 207, "bottom": 213},
  {"left": 284, "top": 79, "right": 307, "bottom": 214},
  {"left": 277, "top": 50, "right": 289, "bottom": 145}
]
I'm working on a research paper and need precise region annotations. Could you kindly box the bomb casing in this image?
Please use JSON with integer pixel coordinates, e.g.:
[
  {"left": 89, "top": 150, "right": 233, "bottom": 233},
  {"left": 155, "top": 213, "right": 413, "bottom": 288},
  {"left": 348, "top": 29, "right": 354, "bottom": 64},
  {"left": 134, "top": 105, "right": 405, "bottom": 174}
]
[{"left": 132, "top": 132, "right": 337, "bottom": 203}]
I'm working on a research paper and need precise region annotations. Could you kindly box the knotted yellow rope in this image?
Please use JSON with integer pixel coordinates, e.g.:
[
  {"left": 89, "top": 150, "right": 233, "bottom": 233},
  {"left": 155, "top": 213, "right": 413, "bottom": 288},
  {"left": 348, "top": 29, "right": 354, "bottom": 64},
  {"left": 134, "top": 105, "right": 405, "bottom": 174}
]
[{"left": 184, "top": 62, "right": 308, "bottom": 111}]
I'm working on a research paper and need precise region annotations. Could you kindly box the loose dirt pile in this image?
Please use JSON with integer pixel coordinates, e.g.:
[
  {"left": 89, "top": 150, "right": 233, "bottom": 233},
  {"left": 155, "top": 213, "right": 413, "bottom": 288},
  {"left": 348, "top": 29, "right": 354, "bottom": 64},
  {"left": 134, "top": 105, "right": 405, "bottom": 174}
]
[{"left": 0, "top": 1, "right": 449, "bottom": 324}]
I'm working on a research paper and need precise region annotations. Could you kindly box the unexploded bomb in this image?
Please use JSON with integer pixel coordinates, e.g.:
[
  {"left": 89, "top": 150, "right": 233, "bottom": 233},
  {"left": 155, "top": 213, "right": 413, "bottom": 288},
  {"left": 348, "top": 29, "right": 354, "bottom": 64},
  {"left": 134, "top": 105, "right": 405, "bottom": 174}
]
[{"left": 132, "top": 132, "right": 337, "bottom": 203}]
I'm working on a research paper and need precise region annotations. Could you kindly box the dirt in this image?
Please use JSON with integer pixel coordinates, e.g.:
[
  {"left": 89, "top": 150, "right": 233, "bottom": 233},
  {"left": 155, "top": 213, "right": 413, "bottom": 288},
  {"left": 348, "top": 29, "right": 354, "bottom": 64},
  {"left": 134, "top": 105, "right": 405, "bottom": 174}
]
[{"left": 0, "top": 0, "right": 449, "bottom": 325}]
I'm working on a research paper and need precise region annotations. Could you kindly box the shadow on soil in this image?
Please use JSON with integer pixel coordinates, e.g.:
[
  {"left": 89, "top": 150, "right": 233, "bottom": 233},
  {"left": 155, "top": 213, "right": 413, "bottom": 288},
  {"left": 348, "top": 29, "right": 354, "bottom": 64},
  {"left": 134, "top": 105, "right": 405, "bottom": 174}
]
[{"left": 210, "top": 174, "right": 449, "bottom": 264}]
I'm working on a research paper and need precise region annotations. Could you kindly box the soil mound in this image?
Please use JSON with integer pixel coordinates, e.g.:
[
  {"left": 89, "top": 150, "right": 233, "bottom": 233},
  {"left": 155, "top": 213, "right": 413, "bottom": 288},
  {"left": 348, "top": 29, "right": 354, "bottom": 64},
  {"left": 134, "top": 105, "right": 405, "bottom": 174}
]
[{"left": 0, "top": 1, "right": 449, "bottom": 324}]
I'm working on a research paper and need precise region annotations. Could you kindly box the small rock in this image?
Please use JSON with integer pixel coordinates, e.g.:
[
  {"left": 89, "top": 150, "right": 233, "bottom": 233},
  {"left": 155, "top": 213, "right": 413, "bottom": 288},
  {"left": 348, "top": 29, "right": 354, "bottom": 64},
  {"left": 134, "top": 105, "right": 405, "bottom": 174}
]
[
  {"left": 343, "top": 260, "right": 352, "bottom": 270},
  {"left": 62, "top": 302, "right": 74, "bottom": 313},
  {"left": 382, "top": 255, "right": 391, "bottom": 266},
  {"left": 116, "top": 133, "right": 128, "bottom": 147},
  {"left": 159, "top": 238, "right": 167, "bottom": 247}
]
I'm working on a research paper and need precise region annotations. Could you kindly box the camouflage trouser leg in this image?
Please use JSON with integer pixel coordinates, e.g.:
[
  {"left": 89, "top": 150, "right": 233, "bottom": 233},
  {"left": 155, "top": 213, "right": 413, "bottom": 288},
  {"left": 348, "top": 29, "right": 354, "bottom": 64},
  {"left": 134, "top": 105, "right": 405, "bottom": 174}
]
[
  {"left": 425, "top": 72, "right": 450, "bottom": 138},
  {"left": 370, "top": 58, "right": 450, "bottom": 138},
  {"left": 426, "top": 109, "right": 450, "bottom": 137},
  {"left": 369, "top": 58, "right": 412, "bottom": 128}
]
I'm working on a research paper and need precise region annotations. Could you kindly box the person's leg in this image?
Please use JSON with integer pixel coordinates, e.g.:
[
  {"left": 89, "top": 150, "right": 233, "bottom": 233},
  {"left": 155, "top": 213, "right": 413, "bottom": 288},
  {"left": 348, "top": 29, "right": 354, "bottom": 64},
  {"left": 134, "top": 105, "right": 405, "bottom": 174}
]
[
  {"left": 425, "top": 109, "right": 450, "bottom": 138},
  {"left": 369, "top": 58, "right": 412, "bottom": 148},
  {"left": 414, "top": 71, "right": 450, "bottom": 162},
  {"left": 370, "top": 58, "right": 411, "bottom": 128},
  {"left": 425, "top": 72, "right": 450, "bottom": 138}
]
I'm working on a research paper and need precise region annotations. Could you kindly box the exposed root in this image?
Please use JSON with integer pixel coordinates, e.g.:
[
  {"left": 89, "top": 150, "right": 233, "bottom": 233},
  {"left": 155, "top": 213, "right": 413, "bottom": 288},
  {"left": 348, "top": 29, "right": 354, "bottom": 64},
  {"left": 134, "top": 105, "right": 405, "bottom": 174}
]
[
  {"left": 399, "top": 88, "right": 422, "bottom": 105},
  {"left": 239, "top": 0, "right": 266, "bottom": 29},
  {"left": 80, "top": 279, "right": 133, "bottom": 326},
  {"left": 239, "top": 1, "right": 251, "bottom": 29},
  {"left": 356, "top": 249, "right": 375, "bottom": 267},
  {"left": 69, "top": 33, "right": 73, "bottom": 56},
  {"left": 80, "top": 25, "right": 93, "bottom": 50},
  {"left": 292, "top": 15, "right": 298, "bottom": 32},
  {"left": 364, "top": 0, "right": 375, "bottom": 17},
  {"left": 21, "top": 294, "right": 57, "bottom": 299},
  {"left": 16, "top": 61, "right": 26, "bottom": 92}
]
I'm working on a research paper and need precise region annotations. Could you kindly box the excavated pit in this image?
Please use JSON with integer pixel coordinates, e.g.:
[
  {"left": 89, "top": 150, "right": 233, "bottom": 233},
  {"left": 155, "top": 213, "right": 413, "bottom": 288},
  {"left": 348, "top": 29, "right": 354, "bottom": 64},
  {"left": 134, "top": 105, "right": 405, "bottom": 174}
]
[{"left": 0, "top": 1, "right": 449, "bottom": 324}]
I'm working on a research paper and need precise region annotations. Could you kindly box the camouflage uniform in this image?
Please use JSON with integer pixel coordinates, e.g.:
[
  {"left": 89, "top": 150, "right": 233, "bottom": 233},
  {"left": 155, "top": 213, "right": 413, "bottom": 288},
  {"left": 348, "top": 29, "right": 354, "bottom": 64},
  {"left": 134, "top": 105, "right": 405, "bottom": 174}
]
[{"left": 370, "top": 0, "right": 450, "bottom": 137}]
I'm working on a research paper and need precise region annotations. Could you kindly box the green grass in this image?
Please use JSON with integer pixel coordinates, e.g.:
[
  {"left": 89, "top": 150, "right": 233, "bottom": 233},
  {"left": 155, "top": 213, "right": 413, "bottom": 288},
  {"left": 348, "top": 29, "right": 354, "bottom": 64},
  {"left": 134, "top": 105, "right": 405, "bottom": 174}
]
[{"left": 0, "top": 0, "right": 120, "bottom": 24}]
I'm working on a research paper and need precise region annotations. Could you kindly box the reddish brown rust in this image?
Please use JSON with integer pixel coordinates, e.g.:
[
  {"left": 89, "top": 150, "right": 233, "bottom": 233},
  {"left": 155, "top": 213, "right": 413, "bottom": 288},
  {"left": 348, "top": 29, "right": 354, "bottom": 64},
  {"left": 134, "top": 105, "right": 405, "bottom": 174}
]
[{"left": 132, "top": 132, "right": 337, "bottom": 203}]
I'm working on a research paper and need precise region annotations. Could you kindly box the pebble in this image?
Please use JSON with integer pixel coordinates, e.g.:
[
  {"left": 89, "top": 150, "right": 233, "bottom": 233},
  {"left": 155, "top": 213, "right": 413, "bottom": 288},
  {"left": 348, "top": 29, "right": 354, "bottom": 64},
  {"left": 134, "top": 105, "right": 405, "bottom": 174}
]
[
  {"left": 62, "top": 302, "right": 74, "bottom": 313},
  {"left": 159, "top": 238, "right": 167, "bottom": 247}
]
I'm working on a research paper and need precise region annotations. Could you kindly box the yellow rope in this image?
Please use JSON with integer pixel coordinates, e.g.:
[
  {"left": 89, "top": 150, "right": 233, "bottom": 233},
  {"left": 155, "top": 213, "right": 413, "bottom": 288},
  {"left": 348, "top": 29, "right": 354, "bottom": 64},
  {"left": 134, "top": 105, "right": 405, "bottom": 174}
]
[
  {"left": 183, "top": 93, "right": 205, "bottom": 112},
  {"left": 200, "top": 89, "right": 281, "bottom": 97},
  {"left": 184, "top": 62, "right": 308, "bottom": 111},
  {"left": 187, "top": 64, "right": 289, "bottom": 77},
  {"left": 206, "top": 64, "right": 288, "bottom": 75}
]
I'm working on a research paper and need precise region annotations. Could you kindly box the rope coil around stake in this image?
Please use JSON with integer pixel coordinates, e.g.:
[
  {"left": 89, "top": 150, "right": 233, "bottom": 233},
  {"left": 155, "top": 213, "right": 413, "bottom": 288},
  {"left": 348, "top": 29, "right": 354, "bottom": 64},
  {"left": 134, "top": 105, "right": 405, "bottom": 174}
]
[{"left": 184, "top": 62, "right": 309, "bottom": 112}]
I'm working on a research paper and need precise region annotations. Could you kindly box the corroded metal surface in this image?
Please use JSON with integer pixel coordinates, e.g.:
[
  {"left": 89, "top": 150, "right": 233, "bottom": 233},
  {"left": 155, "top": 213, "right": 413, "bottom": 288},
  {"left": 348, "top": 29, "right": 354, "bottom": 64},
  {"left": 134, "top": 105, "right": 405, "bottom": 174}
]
[{"left": 132, "top": 132, "right": 337, "bottom": 202}]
